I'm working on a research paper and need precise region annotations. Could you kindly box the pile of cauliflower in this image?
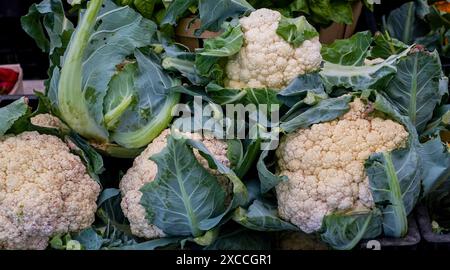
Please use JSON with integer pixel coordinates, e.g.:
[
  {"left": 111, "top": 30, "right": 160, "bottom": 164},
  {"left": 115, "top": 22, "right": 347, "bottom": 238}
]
[
  {"left": 275, "top": 98, "right": 409, "bottom": 233},
  {"left": 120, "top": 129, "right": 231, "bottom": 239},
  {"left": 225, "top": 8, "right": 322, "bottom": 90},
  {"left": 0, "top": 132, "right": 101, "bottom": 249}
]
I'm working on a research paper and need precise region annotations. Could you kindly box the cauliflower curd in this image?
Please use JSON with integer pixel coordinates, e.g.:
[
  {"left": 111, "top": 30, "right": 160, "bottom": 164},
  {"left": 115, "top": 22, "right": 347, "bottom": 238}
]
[
  {"left": 31, "top": 114, "right": 64, "bottom": 129},
  {"left": 225, "top": 8, "right": 322, "bottom": 89},
  {"left": 120, "top": 129, "right": 231, "bottom": 239},
  {"left": 275, "top": 98, "right": 409, "bottom": 233},
  {"left": 0, "top": 132, "right": 100, "bottom": 250}
]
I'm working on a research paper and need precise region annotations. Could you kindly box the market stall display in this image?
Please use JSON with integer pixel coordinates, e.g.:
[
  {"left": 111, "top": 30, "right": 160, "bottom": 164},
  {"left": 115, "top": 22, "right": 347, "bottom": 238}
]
[{"left": 0, "top": 0, "right": 449, "bottom": 251}]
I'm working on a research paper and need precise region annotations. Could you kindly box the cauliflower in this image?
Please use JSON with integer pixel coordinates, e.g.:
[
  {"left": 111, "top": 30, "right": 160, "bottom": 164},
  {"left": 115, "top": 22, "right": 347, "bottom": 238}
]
[
  {"left": 225, "top": 8, "right": 322, "bottom": 90},
  {"left": 277, "top": 231, "right": 329, "bottom": 250},
  {"left": 31, "top": 114, "right": 64, "bottom": 129},
  {"left": 120, "top": 129, "right": 231, "bottom": 239},
  {"left": 275, "top": 98, "right": 409, "bottom": 233},
  {"left": 0, "top": 132, "right": 101, "bottom": 250}
]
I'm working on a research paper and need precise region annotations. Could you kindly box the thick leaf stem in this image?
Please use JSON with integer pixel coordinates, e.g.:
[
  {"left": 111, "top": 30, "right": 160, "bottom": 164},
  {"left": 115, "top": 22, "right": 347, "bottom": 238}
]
[
  {"left": 58, "top": 0, "right": 108, "bottom": 142},
  {"left": 382, "top": 152, "right": 408, "bottom": 237}
]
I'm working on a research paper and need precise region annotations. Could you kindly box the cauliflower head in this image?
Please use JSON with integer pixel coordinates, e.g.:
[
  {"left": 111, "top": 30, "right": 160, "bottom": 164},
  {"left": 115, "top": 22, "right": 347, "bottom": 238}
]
[
  {"left": 31, "top": 114, "right": 64, "bottom": 129},
  {"left": 0, "top": 132, "right": 101, "bottom": 250},
  {"left": 225, "top": 8, "right": 322, "bottom": 90},
  {"left": 120, "top": 129, "right": 231, "bottom": 239},
  {"left": 275, "top": 98, "right": 409, "bottom": 233}
]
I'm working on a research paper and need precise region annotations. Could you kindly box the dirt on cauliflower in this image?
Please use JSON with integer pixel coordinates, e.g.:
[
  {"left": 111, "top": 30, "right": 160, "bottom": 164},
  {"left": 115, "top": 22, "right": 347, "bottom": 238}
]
[
  {"left": 275, "top": 98, "right": 409, "bottom": 233},
  {"left": 0, "top": 131, "right": 100, "bottom": 250},
  {"left": 120, "top": 129, "right": 231, "bottom": 239}
]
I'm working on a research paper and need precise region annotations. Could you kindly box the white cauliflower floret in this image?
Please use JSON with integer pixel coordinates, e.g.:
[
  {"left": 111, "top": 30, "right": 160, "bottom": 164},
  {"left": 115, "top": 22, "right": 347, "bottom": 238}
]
[
  {"left": 31, "top": 114, "right": 63, "bottom": 129},
  {"left": 120, "top": 129, "right": 231, "bottom": 239},
  {"left": 275, "top": 98, "right": 409, "bottom": 233},
  {"left": 225, "top": 8, "right": 322, "bottom": 90},
  {"left": 0, "top": 131, "right": 101, "bottom": 250}
]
